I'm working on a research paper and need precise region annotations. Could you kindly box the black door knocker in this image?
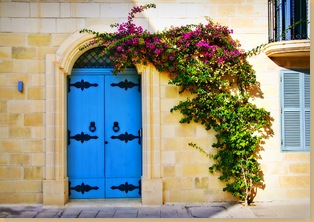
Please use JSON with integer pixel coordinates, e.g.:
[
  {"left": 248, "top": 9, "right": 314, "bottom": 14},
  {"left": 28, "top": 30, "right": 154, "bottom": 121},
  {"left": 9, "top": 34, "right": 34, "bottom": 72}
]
[
  {"left": 113, "top": 122, "right": 120, "bottom": 132},
  {"left": 89, "top": 122, "right": 96, "bottom": 132}
]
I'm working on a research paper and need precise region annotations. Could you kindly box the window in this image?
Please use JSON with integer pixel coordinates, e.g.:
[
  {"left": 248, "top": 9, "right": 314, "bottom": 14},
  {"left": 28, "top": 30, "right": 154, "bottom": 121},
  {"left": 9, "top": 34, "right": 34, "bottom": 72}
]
[
  {"left": 281, "top": 70, "right": 310, "bottom": 151},
  {"left": 268, "top": 0, "right": 309, "bottom": 41}
]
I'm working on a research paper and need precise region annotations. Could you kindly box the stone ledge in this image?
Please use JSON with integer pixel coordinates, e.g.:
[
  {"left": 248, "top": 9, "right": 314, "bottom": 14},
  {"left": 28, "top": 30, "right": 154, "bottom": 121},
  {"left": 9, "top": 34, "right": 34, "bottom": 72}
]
[
  {"left": 263, "top": 40, "right": 310, "bottom": 69},
  {"left": 264, "top": 39, "right": 310, "bottom": 58}
]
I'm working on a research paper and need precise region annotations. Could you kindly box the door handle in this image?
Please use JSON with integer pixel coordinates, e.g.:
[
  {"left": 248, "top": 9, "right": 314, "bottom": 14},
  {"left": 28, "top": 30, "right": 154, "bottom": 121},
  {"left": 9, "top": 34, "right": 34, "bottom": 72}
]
[
  {"left": 89, "top": 122, "right": 96, "bottom": 132},
  {"left": 112, "top": 122, "right": 120, "bottom": 132}
]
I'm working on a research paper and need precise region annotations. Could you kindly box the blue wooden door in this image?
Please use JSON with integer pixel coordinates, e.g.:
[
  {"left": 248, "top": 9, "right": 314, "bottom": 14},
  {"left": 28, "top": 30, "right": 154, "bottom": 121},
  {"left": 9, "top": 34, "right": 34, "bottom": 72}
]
[{"left": 67, "top": 68, "right": 142, "bottom": 199}]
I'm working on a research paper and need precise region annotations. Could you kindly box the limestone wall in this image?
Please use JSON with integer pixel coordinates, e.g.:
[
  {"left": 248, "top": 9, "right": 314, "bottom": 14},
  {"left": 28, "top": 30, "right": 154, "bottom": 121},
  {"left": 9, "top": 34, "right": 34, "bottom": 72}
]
[{"left": 0, "top": 0, "right": 310, "bottom": 204}]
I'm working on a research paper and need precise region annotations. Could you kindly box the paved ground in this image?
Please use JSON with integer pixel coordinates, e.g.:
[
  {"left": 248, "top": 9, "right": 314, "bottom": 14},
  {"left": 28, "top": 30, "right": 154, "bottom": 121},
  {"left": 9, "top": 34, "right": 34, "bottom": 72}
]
[{"left": 0, "top": 200, "right": 311, "bottom": 219}]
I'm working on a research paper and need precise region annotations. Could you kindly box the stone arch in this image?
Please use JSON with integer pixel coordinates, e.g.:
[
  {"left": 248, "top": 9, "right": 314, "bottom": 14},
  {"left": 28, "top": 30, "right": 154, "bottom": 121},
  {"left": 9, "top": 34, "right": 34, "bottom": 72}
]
[{"left": 43, "top": 27, "right": 162, "bottom": 205}]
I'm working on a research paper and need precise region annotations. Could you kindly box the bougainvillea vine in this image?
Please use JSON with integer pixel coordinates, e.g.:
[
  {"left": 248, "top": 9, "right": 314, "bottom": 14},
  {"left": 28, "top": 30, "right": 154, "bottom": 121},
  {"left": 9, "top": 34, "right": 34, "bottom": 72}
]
[{"left": 80, "top": 3, "right": 273, "bottom": 206}]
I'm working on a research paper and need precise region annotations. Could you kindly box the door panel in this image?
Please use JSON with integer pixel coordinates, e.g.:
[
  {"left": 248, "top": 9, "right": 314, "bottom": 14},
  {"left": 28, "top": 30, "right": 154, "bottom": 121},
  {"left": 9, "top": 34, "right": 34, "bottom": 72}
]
[
  {"left": 69, "top": 178, "right": 105, "bottom": 199},
  {"left": 106, "top": 178, "right": 141, "bottom": 198},
  {"left": 67, "top": 69, "right": 142, "bottom": 199},
  {"left": 67, "top": 74, "right": 105, "bottom": 198},
  {"left": 105, "top": 74, "right": 142, "bottom": 198}
]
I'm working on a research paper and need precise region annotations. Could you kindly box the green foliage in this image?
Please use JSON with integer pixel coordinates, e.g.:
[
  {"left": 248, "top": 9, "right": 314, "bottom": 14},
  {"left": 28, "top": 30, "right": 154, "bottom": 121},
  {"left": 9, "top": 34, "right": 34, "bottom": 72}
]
[{"left": 80, "top": 4, "right": 273, "bottom": 206}]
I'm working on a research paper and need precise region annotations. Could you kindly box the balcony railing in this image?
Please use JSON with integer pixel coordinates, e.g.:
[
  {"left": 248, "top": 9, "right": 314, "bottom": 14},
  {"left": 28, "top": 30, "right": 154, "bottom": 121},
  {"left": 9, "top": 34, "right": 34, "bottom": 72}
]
[{"left": 268, "top": 0, "right": 310, "bottom": 42}]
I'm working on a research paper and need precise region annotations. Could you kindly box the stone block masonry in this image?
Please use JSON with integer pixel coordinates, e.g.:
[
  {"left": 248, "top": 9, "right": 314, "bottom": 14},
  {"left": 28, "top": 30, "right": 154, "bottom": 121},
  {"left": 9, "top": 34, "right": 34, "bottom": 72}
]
[{"left": 0, "top": 0, "right": 310, "bottom": 205}]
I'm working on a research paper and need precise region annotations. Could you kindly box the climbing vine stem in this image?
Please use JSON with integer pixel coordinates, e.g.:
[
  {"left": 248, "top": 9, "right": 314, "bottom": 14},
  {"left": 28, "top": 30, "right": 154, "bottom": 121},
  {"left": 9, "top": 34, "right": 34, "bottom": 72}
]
[{"left": 80, "top": 4, "right": 273, "bottom": 206}]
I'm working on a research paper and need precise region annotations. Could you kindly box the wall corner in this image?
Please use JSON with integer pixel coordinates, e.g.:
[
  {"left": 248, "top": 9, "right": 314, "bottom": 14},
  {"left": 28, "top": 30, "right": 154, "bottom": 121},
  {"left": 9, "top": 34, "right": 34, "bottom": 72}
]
[{"left": 141, "top": 178, "right": 163, "bottom": 205}]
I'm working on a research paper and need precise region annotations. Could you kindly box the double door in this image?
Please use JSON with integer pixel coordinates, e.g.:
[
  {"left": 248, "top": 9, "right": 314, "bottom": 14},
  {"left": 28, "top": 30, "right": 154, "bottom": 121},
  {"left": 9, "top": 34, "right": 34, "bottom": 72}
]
[{"left": 67, "top": 68, "right": 142, "bottom": 198}]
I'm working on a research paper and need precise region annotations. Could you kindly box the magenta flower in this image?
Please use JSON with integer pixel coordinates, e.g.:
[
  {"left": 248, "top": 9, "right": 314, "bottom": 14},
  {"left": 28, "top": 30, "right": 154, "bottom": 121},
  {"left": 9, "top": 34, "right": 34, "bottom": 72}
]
[
  {"left": 196, "top": 40, "right": 210, "bottom": 48},
  {"left": 117, "top": 46, "right": 123, "bottom": 52},
  {"left": 132, "top": 38, "right": 139, "bottom": 45},
  {"left": 154, "top": 48, "right": 162, "bottom": 54},
  {"left": 145, "top": 41, "right": 155, "bottom": 50}
]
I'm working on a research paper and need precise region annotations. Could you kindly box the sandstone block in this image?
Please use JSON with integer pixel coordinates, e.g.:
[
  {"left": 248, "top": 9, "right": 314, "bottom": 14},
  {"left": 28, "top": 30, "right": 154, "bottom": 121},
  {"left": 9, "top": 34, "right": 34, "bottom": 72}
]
[
  {"left": 285, "top": 188, "right": 310, "bottom": 199},
  {"left": 10, "top": 153, "right": 31, "bottom": 165},
  {"left": 284, "top": 153, "right": 310, "bottom": 162},
  {"left": 0, "top": 60, "right": 13, "bottom": 72},
  {"left": 12, "top": 47, "right": 36, "bottom": 60},
  {"left": 0, "top": 180, "right": 14, "bottom": 193},
  {"left": 279, "top": 176, "right": 310, "bottom": 188},
  {"left": 0, "top": 153, "right": 9, "bottom": 165},
  {"left": 0, "top": 193, "right": 43, "bottom": 204},
  {"left": 163, "top": 165, "right": 175, "bottom": 177},
  {"left": 175, "top": 124, "right": 196, "bottom": 137},
  {"left": 160, "top": 125, "right": 176, "bottom": 138},
  {"left": 24, "top": 113, "right": 43, "bottom": 126},
  {"left": 51, "top": 34, "right": 70, "bottom": 47},
  {"left": 70, "top": 3, "right": 100, "bottom": 18},
  {"left": 12, "top": 18, "right": 41, "bottom": 33},
  {"left": 30, "top": 3, "right": 59, "bottom": 17},
  {"left": 24, "top": 140, "right": 44, "bottom": 153},
  {"left": 217, "top": 4, "right": 236, "bottom": 17},
  {"left": 0, "top": 2, "right": 30, "bottom": 17},
  {"left": 163, "top": 177, "right": 193, "bottom": 190},
  {"left": 181, "top": 190, "right": 205, "bottom": 202},
  {"left": 182, "top": 164, "right": 208, "bottom": 177},
  {"left": 0, "top": 47, "right": 11, "bottom": 59},
  {"left": 0, "top": 113, "right": 23, "bottom": 127},
  {"left": 27, "top": 87, "right": 45, "bottom": 100},
  {"left": 0, "top": 126, "right": 9, "bottom": 138},
  {"left": 161, "top": 151, "right": 175, "bottom": 164},
  {"left": 0, "top": 140, "right": 21, "bottom": 153},
  {"left": 0, "top": 33, "right": 26, "bottom": 46},
  {"left": 9, "top": 127, "right": 31, "bottom": 138},
  {"left": 14, "top": 180, "right": 42, "bottom": 193},
  {"left": 163, "top": 86, "right": 178, "bottom": 98},
  {"left": 13, "top": 60, "right": 44, "bottom": 73},
  {"left": 6, "top": 74, "right": 31, "bottom": 88},
  {"left": 163, "top": 190, "right": 181, "bottom": 203},
  {"left": 28, "top": 34, "right": 52, "bottom": 47},
  {"left": 31, "top": 153, "right": 45, "bottom": 166},
  {"left": 141, "top": 178, "right": 163, "bottom": 205},
  {"left": 24, "top": 166, "right": 43, "bottom": 179},
  {"left": 0, "top": 18, "right": 12, "bottom": 32},
  {"left": 289, "top": 163, "right": 310, "bottom": 174},
  {"left": 38, "top": 47, "right": 57, "bottom": 59},
  {"left": 0, "top": 167, "right": 22, "bottom": 179},
  {"left": 176, "top": 151, "right": 197, "bottom": 163},
  {"left": 41, "top": 19, "right": 57, "bottom": 33},
  {"left": 194, "top": 177, "right": 209, "bottom": 189},
  {"left": 7, "top": 101, "right": 32, "bottom": 114},
  {"left": 0, "top": 88, "right": 25, "bottom": 100}
]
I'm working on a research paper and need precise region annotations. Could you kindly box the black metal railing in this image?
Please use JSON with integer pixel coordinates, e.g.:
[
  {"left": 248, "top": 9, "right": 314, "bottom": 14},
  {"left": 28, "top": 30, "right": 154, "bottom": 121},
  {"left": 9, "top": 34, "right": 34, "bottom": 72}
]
[{"left": 268, "top": 0, "right": 310, "bottom": 42}]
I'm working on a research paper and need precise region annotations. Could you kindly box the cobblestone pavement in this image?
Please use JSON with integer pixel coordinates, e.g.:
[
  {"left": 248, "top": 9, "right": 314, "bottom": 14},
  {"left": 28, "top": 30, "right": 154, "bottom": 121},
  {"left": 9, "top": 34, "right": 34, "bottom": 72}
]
[{"left": 0, "top": 200, "right": 311, "bottom": 219}]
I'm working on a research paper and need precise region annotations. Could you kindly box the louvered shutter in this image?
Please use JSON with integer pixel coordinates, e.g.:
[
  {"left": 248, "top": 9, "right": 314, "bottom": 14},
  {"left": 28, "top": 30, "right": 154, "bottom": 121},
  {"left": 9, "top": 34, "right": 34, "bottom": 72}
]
[
  {"left": 304, "top": 73, "right": 310, "bottom": 150},
  {"left": 281, "top": 70, "right": 310, "bottom": 151}
]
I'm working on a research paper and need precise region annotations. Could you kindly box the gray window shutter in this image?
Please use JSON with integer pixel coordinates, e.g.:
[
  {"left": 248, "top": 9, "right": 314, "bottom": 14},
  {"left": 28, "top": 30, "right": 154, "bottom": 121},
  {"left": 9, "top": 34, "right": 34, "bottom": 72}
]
[
  {"left": 304, "top": 73, "right": 310, "bottom": 149},
  {"left": 282, "top": 72, "right": 301, "bottom": 150},
  {"left": 281, "top": 70, "right": 310, "bottom": 151}
]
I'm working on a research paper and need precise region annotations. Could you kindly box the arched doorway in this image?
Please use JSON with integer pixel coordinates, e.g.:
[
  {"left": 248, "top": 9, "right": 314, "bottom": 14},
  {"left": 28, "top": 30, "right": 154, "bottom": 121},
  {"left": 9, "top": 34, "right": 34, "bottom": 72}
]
[
  {"left": 43, "top": 29, "right": 162, "bottom": 205},
  {"left": 67, "top": 48, "right": 142, "bottom": 199}
]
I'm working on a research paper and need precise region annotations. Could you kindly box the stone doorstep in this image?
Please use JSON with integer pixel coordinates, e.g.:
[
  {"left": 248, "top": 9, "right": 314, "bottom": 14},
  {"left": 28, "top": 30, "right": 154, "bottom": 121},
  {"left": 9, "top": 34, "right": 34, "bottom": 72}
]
[
  {"left": 187, "top": 206, "right": 227, "bottom": 218},
  {"left": 0, "top": 201, "right": 311, "bottom": 218},
  {"left": 95, "top": 211, "right": 115, "bottom": 218},
  {"left": 77, "top": 210, "right": 99, "bottom": 218}
]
